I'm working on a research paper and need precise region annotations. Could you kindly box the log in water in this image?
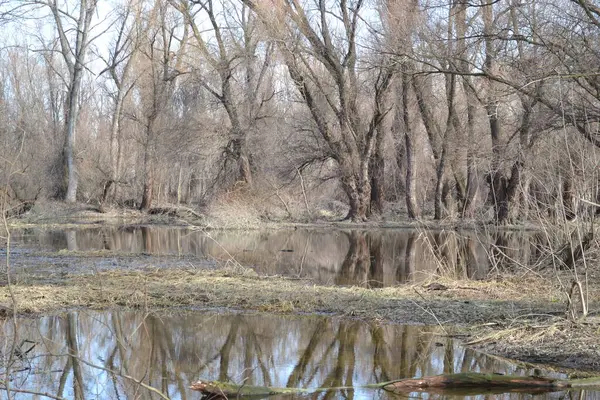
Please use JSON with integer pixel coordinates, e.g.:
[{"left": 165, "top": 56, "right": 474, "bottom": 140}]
[{"left": 191, "top": 372, "right": 600, "bottom": 398}]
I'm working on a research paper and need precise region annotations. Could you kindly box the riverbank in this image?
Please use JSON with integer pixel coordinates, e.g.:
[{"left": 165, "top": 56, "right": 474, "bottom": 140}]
[
  {"left": 7, "top": 200, "right": 542, "bottom": 231},
  {"left": 0, "top": 261, "right": 598, "bottom": 373}
]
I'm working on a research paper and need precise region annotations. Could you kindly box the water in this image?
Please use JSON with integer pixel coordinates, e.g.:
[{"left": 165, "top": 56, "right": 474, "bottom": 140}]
[
  {"left": 10, "top": 226, "right": 545, "bottom": 286},
  {"left": 0, "top": 310, "right": 594, "bottom": 399}
]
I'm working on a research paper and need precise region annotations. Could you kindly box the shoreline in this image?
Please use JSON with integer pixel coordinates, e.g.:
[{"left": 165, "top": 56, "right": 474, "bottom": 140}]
[{"left": 0, "top": 263, "right": 598, "bottom": 373}]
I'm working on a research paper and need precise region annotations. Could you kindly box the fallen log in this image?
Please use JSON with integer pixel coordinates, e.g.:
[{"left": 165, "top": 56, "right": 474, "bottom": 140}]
[
  {"left": 380, "top": 373, "right": 568, "bottom": 393},
  {"left": 189, "top": 380, "right": 343, "bottom": 398},
  {"left": 191, "top": 372, "right": 600, "bottom": 398}
]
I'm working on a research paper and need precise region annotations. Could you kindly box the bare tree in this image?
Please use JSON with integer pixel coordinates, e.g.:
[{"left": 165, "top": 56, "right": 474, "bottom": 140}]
[
  {"left": 244, "top": 0, "right": 394, "bottom": 221},
  {"left": 98, "top": 1, "right": 140, "bottom": 203},
  {"left": 47, "top": 0, "right": 98, "bottom": 202},
  {"left": 132, "top": 0, "right": 188, "bottom": 210},
  {"left": 169, "top": 0, "right": 274, "bottom": 190}
]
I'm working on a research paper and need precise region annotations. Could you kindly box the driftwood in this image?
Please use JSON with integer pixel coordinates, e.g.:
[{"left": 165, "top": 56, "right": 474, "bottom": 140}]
[{"left": 191, "top": 373, "right": 600, "bottom": 398}]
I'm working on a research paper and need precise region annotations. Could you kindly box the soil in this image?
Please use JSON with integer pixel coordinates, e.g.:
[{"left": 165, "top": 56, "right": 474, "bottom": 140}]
[{"left": 2, "top": 201, "right": 600, "bottom": 374}]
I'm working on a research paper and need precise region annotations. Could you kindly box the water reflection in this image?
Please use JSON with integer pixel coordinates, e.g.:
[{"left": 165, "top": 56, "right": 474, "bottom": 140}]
[
  {"left": 13, "top": 226, "right": 544, "bottom": 287},
  {"left": 0, "top": 310, "right": 592, "bottom": 400}
]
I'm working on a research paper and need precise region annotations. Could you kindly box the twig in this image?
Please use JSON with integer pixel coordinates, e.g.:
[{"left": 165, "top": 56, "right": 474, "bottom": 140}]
[
  {"left": 73, "top": 356, "right": 170, "bottom": 400},
  {"left": 411, "top": 288, "right": 448, "bottom": 335},
  {"left": 0, "top": 387, "right": 67, "bottom": 400},
  {"left": 567, "top": 279, "right": 588, "bottom": 320},
  {"left": 296, "top": 168, "right": 311, "bottom": 218}
]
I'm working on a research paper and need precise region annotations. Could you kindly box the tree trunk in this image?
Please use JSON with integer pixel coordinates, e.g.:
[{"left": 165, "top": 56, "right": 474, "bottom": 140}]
[
  {"left": 63, "top": 62, "right": 85, "bottom": 203},
  {"left": 457, "top": 2, "right": 478, "bottom": 218},
  {"left": 402, "top": 69, "right": 420, "bottom": 219},
  {"left": 239, "top": 154, "right": 252, "bottom": 187},
  {"left": 434, "top": 151, "right": 447, "bottom": 220},
  {"left": 370, "top": 147, "right": 385, "bottom": 216},
  {"left": 482, "top": 0, "right": 512, "bottom": 223},
  {"left": 404, "top": 131, "right": 420, "bottom": 219},
  {"left": 140, "top": 129, "right": 155, "bottom": 211},
  {"left": 176, "top": 165, "right": 183, "bottom": 204},
  {"left": 562, "top": 176, "right": 576, "bottom": 220},
  {"left": 342, "top": 172, "right": 370, "bottom": 222},
  {"left": 140, "top": 162, "right": 154, "bottom": 211},
  {"left": 49, "top": 0, "right": 96, "bottom": 203},
  {"left": 108, "top": 90, "right": 125, "bottom": 203},
  {"left": 63, "top": 89, "right": 79, "bottom": 203}
]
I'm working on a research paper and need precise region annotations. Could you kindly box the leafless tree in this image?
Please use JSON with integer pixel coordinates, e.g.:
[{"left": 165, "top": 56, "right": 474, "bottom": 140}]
[
  {"left": 98, "top": 1, "right": 140, "bottom": 203},
  {"left": 131, "top": 0, "right": 188, "bottom": 210},
  {"left": 169, "top": 0, "right": 275, "bottom": 190},
  {"left": 243, "top": 0, "right": 394, "bottom": 221},
  {"left": 46, "top": 0, "right": 99, "bottom": 202}
]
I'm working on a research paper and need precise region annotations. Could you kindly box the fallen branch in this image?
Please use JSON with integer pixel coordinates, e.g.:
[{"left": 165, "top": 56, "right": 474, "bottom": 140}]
[{"left": 191, "top": 373, "right": 600, "bottom": 398}]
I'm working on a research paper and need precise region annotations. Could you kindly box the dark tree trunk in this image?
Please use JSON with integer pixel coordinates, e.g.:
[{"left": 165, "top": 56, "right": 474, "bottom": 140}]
[
  {"left": 455, "top": 1, "right": 479, "bottom": 218},
  {"left": 562, "top": 177, "right": 576, "bottom": 220},
  {"left": 342, "top": 172, "right": 371, "bottom": 222},
  {"left": 140, "top": 135, "right": 155, "bottom": 211},
  {"left": 487, "top": 161, "right": 521, "bottom": 223},
  {"left": 140, "top": 170, "right": 154, "bottom": 211},
  {"left": 369, "top": 136, "right": 386, "bottom": 216}
]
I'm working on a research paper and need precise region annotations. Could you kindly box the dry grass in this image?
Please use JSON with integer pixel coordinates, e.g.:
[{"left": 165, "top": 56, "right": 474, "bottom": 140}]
[
  {"left": 0, "top": 266, "right": 598, "bottom": 370},
  {"left": 0, "top": 268, "right": 558, "bottom": 322},
  {"left": 0, "top": 268, "right": 589, "bottom": 326}
]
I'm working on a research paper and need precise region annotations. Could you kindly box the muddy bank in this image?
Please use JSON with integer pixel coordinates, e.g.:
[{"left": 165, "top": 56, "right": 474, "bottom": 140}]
[
  {"left": 0, "top": 263, "right": 598, "bottom": 373},
  {"left": 8, "top": 200, "right": 542, "bottom": 231}
]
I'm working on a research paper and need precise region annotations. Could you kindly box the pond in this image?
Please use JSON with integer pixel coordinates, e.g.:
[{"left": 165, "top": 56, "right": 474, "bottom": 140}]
[
  {"left": 10, "top": 225, "right": 546, "bottom": 287},
  {"left": 1, "top": 310, "right": 594, "bottom": 399}
]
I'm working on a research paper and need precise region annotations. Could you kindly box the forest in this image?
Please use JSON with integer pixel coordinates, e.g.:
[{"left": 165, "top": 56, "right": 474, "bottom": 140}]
[{"left": 0, "top": 0, "right": 599, "bottom": 224}]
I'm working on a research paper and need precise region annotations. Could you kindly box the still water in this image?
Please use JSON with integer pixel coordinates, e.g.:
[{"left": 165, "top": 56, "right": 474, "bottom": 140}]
[
  {"left": 11, "top": 226, "right": 545, "bottom": 286},
  {"left": 1, "top": 310, "right": 594, "bottom": 399}
]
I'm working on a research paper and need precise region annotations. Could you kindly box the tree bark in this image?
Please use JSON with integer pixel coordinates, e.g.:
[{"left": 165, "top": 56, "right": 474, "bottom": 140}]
[
  {"left": 63, "top": 85, "right": 79, "bottom": 203},
  {"left": 140, "top": 143, "right": 155, "bottom": 211},
  {"left": 140, "top": 116, "right": 157, "bottom": 211},
  {"left": 369, "top": 143, "right": 385, "bottom": 216},
  {"left": 402, "top": 69, "right": 420, "bottom": 219}
]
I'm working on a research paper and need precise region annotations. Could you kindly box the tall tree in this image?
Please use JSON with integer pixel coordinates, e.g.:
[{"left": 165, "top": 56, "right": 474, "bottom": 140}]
[
  {"left": 136, "top": 0, "right": 188, "bottom": 211},
  {"left": 47, "top": 0, "right": 98, "bottom": 202},
  {"left": 98, "top": 1, "right": 139, "bottom": 203},
  {"left": 244, "top": 0, "right": 394, "bottom": 221},
  {"left": 169, "top": 0, "right": 274, "bottom": 190}
]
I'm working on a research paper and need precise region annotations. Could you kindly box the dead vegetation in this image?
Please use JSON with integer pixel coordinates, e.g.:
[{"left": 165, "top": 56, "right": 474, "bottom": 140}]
[{"left": 0, "top": 264, "right": 598, "bottom": 371}]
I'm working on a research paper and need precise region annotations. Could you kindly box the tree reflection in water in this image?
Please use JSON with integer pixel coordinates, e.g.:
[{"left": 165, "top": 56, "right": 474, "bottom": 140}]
[
  {"left": 14, "top": 227, "right": 548, "bottom": 287},
  {"left": 1, "top": 310, "right": 593, "bottom": 399}
]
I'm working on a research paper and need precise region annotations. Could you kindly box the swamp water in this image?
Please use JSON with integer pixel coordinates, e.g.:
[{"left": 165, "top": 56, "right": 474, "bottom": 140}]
[
  {"left": 1, "top": 310, "right": 596, "bottom": 400},
  {"left": 11, "top": 226, "right": 546, "bottom": 286}
]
